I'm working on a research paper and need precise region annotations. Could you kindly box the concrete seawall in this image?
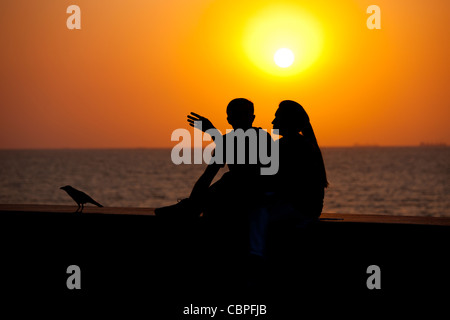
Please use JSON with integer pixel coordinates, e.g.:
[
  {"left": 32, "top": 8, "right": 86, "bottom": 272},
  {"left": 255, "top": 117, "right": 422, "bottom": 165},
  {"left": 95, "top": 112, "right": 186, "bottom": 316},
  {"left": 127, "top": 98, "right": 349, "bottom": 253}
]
[
  {"left": 1, "top": 204, "right": 448, "bottom": 316},
  {"left": 2, "top": 204, "right": 449, "bottom": 225}
]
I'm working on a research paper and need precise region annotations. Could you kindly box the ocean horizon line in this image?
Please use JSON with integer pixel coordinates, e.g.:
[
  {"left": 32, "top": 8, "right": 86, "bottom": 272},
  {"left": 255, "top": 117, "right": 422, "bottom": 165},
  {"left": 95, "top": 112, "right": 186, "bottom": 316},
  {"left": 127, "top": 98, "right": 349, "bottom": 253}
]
[{"left": 0, "top": 144, "right": 448, "bottom": 151}]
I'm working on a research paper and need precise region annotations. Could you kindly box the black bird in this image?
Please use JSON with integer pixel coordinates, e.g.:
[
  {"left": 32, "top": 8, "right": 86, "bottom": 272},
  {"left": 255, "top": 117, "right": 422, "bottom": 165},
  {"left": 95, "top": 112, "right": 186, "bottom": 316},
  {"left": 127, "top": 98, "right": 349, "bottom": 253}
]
[{"left": 60, "top": 185, "right": 103, "bottom": 212}]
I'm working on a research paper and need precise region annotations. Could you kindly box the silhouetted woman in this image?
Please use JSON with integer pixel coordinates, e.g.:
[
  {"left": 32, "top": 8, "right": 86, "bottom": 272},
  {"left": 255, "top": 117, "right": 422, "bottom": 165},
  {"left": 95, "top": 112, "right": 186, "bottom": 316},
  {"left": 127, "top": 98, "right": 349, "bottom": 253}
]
[
  {"left": 270, "top": 100, "right": 328, "bottom": 224},
  {"left": 248, "top": 100, "right": 328, "bottom": 258}
]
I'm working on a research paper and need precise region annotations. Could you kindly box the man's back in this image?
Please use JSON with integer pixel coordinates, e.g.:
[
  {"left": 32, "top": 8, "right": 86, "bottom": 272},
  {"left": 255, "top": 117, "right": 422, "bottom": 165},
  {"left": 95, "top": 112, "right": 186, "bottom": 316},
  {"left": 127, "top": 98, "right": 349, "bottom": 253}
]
[{"left": 217, "top": 127, "right": 273, "bottom": 178}]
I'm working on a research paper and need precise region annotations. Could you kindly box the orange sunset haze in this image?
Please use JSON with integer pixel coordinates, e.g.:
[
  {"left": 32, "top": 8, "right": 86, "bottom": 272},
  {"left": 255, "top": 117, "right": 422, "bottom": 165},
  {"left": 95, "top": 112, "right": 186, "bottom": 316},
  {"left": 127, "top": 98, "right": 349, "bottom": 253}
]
[{"left": 0, "top": 0, "right": 449, "bottom": 149}]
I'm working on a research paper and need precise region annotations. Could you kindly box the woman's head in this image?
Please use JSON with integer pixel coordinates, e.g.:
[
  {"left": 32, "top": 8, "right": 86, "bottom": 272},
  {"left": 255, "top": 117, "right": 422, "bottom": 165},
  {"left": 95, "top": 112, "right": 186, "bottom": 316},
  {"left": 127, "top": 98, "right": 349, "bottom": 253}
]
[
  {"left": 273, "top": 100, "right": 329, "bottom": 188},
  {"left": 272, "top": 100, "right": 310, "bottom": 135}
]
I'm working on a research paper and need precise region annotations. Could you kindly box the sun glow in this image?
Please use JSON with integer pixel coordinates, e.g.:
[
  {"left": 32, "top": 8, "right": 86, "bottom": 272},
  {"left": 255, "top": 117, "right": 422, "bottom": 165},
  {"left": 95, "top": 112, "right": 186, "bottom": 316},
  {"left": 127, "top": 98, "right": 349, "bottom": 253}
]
[
  {"left": 243, "top": 4, "right": 323, "bottom": 76},
  {"left": 274, "top": 48, "right": 294, "bottom": 68}
]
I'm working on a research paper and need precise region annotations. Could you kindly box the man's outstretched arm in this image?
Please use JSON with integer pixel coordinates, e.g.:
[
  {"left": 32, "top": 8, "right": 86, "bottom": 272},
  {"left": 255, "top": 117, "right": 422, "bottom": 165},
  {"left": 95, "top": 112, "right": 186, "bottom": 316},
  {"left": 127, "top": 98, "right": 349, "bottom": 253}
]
[{"left": 187, "top": 112, "right": 221, "bottom": 140}]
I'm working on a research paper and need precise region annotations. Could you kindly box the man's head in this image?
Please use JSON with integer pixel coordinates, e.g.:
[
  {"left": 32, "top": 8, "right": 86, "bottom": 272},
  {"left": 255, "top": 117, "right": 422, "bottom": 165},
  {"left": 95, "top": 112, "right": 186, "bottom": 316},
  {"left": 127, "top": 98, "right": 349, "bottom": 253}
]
[{"left": 226, "top": 98, "right": 255, "bottom": 130}]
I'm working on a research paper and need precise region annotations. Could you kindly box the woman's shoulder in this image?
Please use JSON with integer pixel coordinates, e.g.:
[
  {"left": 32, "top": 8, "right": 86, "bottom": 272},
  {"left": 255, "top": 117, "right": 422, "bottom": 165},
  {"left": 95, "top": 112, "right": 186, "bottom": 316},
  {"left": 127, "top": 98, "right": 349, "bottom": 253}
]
[{"left": 280, "top": 134, "right": 313, "bottom": 147}]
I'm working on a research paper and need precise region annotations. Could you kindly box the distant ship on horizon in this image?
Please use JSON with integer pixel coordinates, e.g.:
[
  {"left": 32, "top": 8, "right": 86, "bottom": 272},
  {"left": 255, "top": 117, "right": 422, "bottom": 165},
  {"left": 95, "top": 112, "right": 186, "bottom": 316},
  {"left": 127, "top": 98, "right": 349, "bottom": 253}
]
[{"left": 419, "top": 142, "right": 448, "bottom": 147}]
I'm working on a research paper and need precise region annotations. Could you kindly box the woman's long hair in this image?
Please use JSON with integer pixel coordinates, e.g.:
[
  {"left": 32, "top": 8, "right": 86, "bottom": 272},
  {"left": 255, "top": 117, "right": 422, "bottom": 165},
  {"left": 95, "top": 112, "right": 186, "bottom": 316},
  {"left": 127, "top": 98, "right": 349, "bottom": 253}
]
[{"left": 279, "top": 100, "right": 329, "bottom": 188}]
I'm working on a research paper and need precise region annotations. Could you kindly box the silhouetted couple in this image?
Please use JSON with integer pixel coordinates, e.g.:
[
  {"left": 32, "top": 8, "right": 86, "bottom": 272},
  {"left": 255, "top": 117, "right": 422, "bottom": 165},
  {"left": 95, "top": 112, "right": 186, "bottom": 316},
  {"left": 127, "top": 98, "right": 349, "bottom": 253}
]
[{"left": 155, "top": 98, "right": 328, "bottom": 258}]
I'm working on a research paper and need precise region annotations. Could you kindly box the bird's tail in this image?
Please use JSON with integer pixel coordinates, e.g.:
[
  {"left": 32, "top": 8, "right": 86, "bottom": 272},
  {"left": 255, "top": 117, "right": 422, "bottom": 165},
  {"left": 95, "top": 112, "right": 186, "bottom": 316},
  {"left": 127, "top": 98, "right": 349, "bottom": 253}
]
[{"left": 90, "top": 200, "right": 103, "bottom": 207}]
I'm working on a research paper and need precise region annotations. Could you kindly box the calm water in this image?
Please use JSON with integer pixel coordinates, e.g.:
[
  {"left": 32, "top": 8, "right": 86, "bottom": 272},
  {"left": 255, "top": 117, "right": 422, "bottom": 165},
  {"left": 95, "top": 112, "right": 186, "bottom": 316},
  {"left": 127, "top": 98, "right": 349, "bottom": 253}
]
[{"left": 0, "top": 147, "right": 448, "bottom": 217}]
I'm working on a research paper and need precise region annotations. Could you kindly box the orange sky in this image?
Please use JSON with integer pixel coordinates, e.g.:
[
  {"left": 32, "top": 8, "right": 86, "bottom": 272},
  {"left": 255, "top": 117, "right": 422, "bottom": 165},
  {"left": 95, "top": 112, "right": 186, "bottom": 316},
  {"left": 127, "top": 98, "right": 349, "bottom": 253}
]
[{"left": 0, "top": 0, "right": 449, "bottom": 148}]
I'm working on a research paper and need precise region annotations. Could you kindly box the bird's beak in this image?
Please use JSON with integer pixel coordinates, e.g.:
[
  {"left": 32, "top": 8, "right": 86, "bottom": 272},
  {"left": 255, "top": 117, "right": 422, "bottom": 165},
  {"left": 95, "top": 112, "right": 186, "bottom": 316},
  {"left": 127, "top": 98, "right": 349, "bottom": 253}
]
[{"left": 60, "top": 187, "right": 64, "bottom": 189}]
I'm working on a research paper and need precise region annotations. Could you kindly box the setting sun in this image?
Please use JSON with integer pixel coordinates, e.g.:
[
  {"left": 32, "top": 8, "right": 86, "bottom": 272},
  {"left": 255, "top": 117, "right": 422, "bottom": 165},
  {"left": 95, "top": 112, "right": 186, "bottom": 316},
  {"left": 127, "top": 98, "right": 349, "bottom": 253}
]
[
  {"left": 243, "top": 4, "right": 323, "bottom": 76},
  {"left": 274, "top": 48, "right": 294, "bottom": 68}
]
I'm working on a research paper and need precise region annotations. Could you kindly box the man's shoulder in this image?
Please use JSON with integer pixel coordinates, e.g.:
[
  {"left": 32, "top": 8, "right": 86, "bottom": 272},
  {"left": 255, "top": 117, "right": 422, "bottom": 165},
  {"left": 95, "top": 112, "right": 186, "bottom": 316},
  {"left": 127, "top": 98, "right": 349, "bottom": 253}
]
[
  {"left": 254, "top": 127, "right": 274, "bottom": 142},
  {"left": 222, "top": 127, "right": 271, "bottom": 136},
  {"left": 254, "top": 127, "right": 272, "bottom": 135}
]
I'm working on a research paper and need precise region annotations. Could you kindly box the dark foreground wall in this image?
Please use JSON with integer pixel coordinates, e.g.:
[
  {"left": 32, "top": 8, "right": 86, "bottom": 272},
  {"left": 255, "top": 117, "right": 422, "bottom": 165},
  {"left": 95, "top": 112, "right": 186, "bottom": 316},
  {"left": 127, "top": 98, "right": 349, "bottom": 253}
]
[{"left": 1, "top": 210, "right": 448, "bottom": 317}]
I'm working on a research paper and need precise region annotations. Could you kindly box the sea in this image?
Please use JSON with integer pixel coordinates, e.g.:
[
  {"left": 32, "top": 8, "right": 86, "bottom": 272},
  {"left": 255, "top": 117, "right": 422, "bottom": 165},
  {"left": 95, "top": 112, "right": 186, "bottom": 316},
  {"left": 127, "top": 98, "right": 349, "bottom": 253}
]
[{"left": 0, "top": 147, "right": 448, "bottom": 217}]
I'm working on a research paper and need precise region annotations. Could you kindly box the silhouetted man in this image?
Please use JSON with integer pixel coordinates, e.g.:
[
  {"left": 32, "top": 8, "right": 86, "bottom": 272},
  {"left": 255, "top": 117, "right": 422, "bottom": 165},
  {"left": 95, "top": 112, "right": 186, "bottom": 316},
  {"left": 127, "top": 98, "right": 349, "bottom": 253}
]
[{"left": 155, "top": 98, "right": 272, "bottom": 221}]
